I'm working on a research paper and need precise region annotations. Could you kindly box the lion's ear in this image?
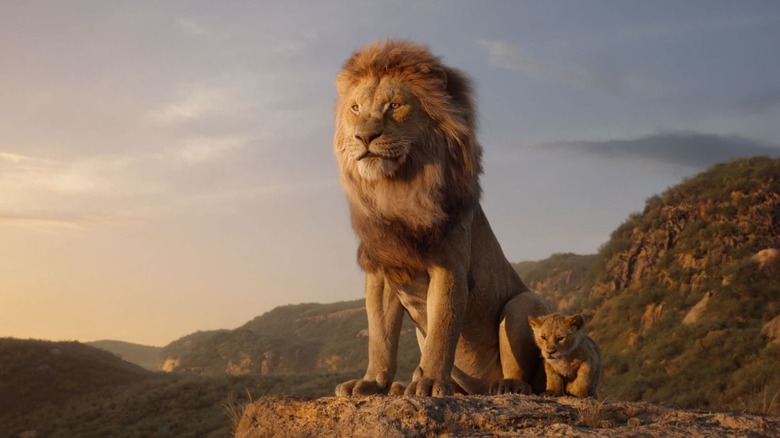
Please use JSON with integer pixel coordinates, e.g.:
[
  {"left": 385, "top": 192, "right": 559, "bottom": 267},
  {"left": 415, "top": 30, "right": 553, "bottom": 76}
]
[
  {"left": 567, "top": 314, "right": 585, "bottom": 331},
  {"left": 417, "top": 63, "right": 447, "bottom": 90},
  {"left": 527, "top": 315, "right": 540, "bottom": 329}
]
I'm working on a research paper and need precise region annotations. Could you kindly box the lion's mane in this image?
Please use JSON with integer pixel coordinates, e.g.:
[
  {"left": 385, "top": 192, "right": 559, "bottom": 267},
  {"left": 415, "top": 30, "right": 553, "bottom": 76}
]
[{"left": 334, "top": 41, "right": 484, "bottom": 283}]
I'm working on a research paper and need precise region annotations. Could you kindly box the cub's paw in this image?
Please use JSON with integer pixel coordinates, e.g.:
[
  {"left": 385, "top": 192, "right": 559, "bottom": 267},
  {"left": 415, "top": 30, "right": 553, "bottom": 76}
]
[
  {"left": 334, "top": 379, "right": 388, "bottom": 396},
  {"left": 489, "top": 379, "right": 532, "bottom": 395},
  {"left": 404, "top": 378, "right": 452, "bottom": 396}
]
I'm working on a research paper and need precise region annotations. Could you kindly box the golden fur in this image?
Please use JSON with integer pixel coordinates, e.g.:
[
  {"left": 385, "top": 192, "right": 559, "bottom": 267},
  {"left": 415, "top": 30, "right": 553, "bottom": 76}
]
[
  {"left": 528, "top": 314, "right": 602, "bottom": 398},
  {"left": 333, "top": 40, "right": 549, "bottom": 396}
]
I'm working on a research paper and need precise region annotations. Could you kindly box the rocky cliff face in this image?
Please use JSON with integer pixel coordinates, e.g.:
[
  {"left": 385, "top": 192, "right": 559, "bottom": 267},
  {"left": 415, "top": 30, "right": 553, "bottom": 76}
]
[
  {"left": 514, "top": 253, "right": 595, "bottom": 311},
  {"left": 157, "top": 301, "right": 421, "bottom": 377},
  {"left": 578, "top": 157, "right": 780, "bottom": 411},
  {"left": 589, "top": 173, "right": 780, "bottom": 302},
  {"left": 235, "top": 395, "right": 780, "bottom": 437}
]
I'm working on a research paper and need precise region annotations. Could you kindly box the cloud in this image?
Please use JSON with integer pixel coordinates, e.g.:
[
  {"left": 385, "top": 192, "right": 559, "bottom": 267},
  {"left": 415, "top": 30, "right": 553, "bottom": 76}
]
[
  {"left": 476, "top": 39, "right": 668, "bottom": 96},
  {"left": 175, "top": 17, "right": 213, "bottom": 38},
  {"left": 146, "top": 79, "right": 261, "bottom": 126},
  {"left": 147, "top": 84, "right": 233, "bottom": 124},
  {"left": 477, "top": 40, "right": 551, "bottom": 77},
  {"left": 541, "top": 131, "right": 780, "bottom": 169},
  {"left": 159, "top": 136, "right": 250, "bottom": 165},
  {"left": 0, "top": 151, "right": 162, "bottom": 229},
  {"left": 0, "top": 213, "right": 122, "bottom": 231},
  {"left": 477, "top": 39, "right": 613, "bottom": 91},
  {"left": 733, "top": 91, "right": 780, "bottom": 116}
]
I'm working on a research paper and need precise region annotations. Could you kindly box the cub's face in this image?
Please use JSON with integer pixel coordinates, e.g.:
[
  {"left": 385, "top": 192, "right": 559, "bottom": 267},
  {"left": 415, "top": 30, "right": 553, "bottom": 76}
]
[
  {"left": 528, "top": 314, "right": 584, "bottom": 360},
  {"left": 337, "top": 76, "right": 428, "bottom": 181}
]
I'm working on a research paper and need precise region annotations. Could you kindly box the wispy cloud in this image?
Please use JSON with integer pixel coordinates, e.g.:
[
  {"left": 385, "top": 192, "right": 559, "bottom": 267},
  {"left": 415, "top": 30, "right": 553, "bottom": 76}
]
[
  {"left": 540, "top": 131, "right": 780, "bottom": 169},
  {"left": 733, "top": 91, "right": 780, "bottom": 116},
  {"left": 477, "top": 39, "right": 611, "bottom": 91},
  {"left": 178, "top": 179, "right": 337, "bottom": 208},
  {"left": 0, "top": 213, "right": 125, "bottom": 231},
  {"left": 147, "top": 83, "right": 234, "bottom": 124},
  {"left": 476, "top": 39, "right": 667, "bottom": 96},
  {"left": 0, "top": 151, "right": 159, "bottom": 230},
  {"left": 158, "top": 136, "right": 250, "bottom": 165},
  {"left": 175, "top": 17, "right": 213, "bottom": 38}
]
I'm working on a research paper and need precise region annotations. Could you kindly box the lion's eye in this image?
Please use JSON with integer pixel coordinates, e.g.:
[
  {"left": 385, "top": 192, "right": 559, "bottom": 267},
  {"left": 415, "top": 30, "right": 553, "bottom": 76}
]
[
  {"left": 540, "top": 335, "right": 546, "bottom": 341},
  {"left": 556, "top": 336, "right": 565, "bottom": 342},
  {"left": 389, "top": 102, "right": 401, "bottom": 109},
  {"left": 351, "top": 104, "right": 359, "bottom": 112}
]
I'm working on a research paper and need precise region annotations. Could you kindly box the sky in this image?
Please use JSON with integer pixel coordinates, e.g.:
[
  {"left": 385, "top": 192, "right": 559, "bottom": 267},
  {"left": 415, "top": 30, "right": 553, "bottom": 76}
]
[{"left": 1, "top": 1, "right": 779, "bottom": 346}]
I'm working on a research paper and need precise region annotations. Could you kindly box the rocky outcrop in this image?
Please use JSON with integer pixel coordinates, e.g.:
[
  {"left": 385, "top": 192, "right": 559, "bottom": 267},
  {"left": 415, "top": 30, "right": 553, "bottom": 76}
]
[
  {"left": 761, "top": 315, "right": 780, "bottom": 344},
  {"left": 235, "top": 395, "right": 780, "bottom": 437},
  {"left": 753, "top": 248, "right": 780, "bottom": 270},
  {"left": 589, "top": 160, "right": 780, "bottom": 302},
  {"left": 513, "top": 253, "right": 595, "bottom": 312},
  {"left": 682, "top": 291, "right": 713, "bottom": 325}
]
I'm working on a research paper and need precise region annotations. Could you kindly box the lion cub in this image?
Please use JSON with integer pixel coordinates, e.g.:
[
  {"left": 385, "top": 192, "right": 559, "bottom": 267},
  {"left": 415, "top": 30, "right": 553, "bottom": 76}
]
[{"left": 527, "top": 313, "right": 601, "bottom": 398}]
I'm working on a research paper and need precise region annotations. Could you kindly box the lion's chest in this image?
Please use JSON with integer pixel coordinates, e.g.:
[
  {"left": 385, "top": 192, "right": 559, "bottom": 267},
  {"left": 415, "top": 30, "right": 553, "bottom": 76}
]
[
  {"left": 548, "top": 356, "right": 583, "bottom": 381},
  {"left": 392, "top": 273, "right": 431, "bottom": 333}
]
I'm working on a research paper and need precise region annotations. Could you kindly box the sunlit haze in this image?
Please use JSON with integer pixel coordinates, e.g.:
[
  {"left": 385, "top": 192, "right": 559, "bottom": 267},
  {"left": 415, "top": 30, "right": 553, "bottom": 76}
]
[{"left": 2, "top": 1, "right": 779, "bottom": 346}]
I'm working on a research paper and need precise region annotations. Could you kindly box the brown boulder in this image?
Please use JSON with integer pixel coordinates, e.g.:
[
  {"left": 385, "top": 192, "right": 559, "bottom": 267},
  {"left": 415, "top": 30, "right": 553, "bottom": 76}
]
[{"left": 235, "top": 395, "right": 779, "bottom": 437}]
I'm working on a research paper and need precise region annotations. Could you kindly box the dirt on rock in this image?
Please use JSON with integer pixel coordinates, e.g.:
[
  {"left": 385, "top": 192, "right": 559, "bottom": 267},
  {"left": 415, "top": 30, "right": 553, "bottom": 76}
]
[{"left": 235, "top": 394, "right": 779, "bottom": 437}]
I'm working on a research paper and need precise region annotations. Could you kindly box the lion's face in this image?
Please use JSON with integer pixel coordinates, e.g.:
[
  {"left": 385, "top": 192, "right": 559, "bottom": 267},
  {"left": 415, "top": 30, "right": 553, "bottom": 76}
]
[
  {"left": 528, "top": 314, "right": 584, "bottom": 360},
  {"left": 337, "top": 76, "right": 431, "bottom": 181}
]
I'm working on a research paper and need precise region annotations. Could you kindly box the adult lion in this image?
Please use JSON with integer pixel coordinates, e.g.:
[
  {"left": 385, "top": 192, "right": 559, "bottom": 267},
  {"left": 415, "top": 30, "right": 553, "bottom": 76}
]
[{"left": 333, "top": 40, "right": 549, "bottom": 396}]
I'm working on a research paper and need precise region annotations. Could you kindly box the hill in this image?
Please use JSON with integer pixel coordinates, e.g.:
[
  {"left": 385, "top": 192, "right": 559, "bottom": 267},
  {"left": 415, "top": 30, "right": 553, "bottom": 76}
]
[
  {"left": 88, "top": 340, "right": 161, "bottom": 371},
  {"left": 569, "top": 156, "right": 780, "bottom": 413},
  {"left": 158, "top": 300, "right": 421, "bottom": 378},
  {"left": 514, "top": 252, "right": 596, "bottom": 311},
  {"left": 0, "top": 338, "right": 352, "bottom": 438},
  {"left": 0, "top": 338, "right": 151, "bottom": 417}
]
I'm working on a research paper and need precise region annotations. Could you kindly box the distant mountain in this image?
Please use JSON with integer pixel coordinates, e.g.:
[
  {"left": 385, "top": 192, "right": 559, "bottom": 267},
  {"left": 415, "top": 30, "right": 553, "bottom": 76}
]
[
  {"left": 88, "top": 339, "right": 161, "bottom": 371},
  {"left": 513, "top": 252, "right": 596, "bottom": 311},
  {"left": 158, "top": 301, "right": 420, "bottom": 378}
]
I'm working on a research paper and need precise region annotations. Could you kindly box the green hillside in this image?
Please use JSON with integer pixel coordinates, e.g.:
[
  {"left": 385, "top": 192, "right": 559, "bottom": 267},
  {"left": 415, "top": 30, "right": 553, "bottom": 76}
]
[
  {"left": 572, "top": 156, "right": 780, "bottom": 413},
  {"left": 0, "top": 338, "right": 151, "bottom": 417},
  {"left": 0, "top": 338, "right": 352, "bottom": 438},
  {"left": 88, "top": 340, "right": 161, "bottom": 371},
  {"left": 158, "top": 301, "right": 420, "bottom": 378}
]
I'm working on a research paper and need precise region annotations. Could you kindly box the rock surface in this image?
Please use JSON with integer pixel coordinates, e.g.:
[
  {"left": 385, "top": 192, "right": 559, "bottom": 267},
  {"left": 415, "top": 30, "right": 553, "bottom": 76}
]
[{"left": 235, "top": 395, "right": 779, "bottom": 437}]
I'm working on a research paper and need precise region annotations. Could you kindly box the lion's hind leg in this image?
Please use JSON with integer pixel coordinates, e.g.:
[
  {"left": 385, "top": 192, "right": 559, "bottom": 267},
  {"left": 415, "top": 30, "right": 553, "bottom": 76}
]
[{"left": 491, "top": 291, "right": 549, "bottom": 395}]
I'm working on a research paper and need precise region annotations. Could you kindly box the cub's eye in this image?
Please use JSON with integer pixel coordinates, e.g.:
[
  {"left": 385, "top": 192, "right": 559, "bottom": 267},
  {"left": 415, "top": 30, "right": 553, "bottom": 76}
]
[
  {"left": 351, "top": 104, "right": 359, "bottom": 112},
  {"left": 389, "top": 102, "right": 401, "bottom": 109},
  {"left": 556, "top": 336, "right": 566, "bottom": 342},
  {"left": 540, "top": 335, "right": 547, "bottom": 341}
]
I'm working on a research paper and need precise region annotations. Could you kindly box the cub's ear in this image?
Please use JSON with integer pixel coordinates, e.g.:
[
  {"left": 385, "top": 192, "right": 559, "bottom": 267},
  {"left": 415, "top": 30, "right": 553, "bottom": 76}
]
[
  {"left": 527, "top": 315, "right": 540, "bottom": 329},
  {"left": 567, "top": 314, "right": 585, "bottom": 331}
]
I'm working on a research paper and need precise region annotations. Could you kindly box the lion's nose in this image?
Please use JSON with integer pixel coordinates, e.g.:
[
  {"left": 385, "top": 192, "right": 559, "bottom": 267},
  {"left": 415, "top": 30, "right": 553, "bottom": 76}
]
[{"left": 355, "top": 130, "right": 383, "bottom": 147}]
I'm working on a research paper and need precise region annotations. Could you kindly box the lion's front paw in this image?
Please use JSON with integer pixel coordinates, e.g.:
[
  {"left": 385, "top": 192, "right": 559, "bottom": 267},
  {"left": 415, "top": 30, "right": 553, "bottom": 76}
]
[
  {"left": 334, "top": 379, "right": 388, "bottom": 396},
  {"left": 389, "top": 381, "right": 406, "bottom": 396},
  {"left": 489, "top": 379, "right": 532, "bottom": 395},
  {"left": 404, "top": 378, "right": 452, "bottom": 396}
]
